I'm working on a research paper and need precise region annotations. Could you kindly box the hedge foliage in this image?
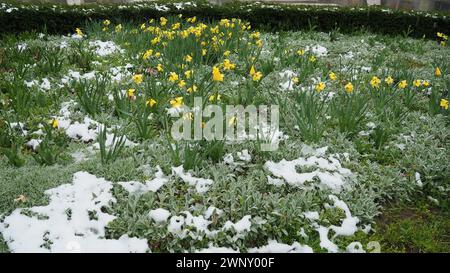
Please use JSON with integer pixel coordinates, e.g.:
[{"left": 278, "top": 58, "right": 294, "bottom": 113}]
[{"left": 0, "top": 0, "right": 449, "bottom": 38}]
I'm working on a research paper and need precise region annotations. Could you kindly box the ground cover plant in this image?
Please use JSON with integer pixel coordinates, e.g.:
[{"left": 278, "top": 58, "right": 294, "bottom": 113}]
[{"left": 0, "top": 10, "right": 449, "bottom": 253}]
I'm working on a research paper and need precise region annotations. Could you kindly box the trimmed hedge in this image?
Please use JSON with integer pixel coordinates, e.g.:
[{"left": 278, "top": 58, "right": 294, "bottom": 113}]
[{"left": 0, "top": 0, "right": 449, "bottom": 38}]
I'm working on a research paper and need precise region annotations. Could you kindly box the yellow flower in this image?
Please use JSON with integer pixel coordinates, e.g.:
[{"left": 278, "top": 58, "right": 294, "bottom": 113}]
[
  {"left": 309, "top": 56, "right": 316, "bottom": 62},
  {"left": 255, "top": 39, "right": 263, "bottom": 48},
  {"left": 143, "top": 49, "right": 153, "bottom": 60},
  {"left": 249, "top": 65, "right": 256, "bottom": 76},
  {"left": 132, "top": 74, "right": 143, "bottom": 84},
  {"left": 423, "top": 80, "right": 430, "bottom": 87},
  {"left": 329, "top": 72, "right": 337, "bottom": 81},
  {"left": 102, "top": 27, "right": 108, "bottom": 32},
  {"left": 170, "top": 97, "right": 183, "bottom": 108},
  {"left": 212, "top": 66, "right": 224, "bottom": 82},
  {"left": 155, "top": 52, "right": 161, "bottom": 58},
  {"left": 151, "top": 37, "right": 160, "bottom": 45},
  {"left": 292, "top": 77, "right": 299, "bottom": 84},
  {"left": 209, "top": 94, "right": 221, "bottom": 102},
  {"left": 437, "top": 32, "right": 444, "bottom": 38},
  {"left": 160, "top": 17, "right": 167, "bottom": 26},
  {"left": 187, "top": 85, "right": 198, "bottom": 93},
  {"left": 252, "top": 71, "right": 263, "bottom": 82},
  {"left": 296, "top": 49, "right": 305, "bottom": 56},
  {"left": 187, "top": 16, "right": 197, "bottom": 23},
  {"left": 184, "top": 55, "right": 193, "bottom": 62},
  {"left": 172, "top": 23, "right": 181, "bottom": 30},
  {"left": 370, "top": 76, "right": 381, "bottom": 88},
  {"left": 223, "top": 50, "right": 231, "bottom": 57},
  {"left": 345, "top": 82, "right": 354, "bottom": 93},
  {"left": 126, "top": 88, "right": 135, "bottom": 98},
  {"left": 184, "top": 70, "right": 193, "bottom": 79},
  {"left": 115, "top": 24, "right": 122, "bottom": 33},
  {"left": 157, "top": 64, "right": 163, "bottom": 72},
  {"left": 435, "top": 67, "right": 442, "bottom": 77},
  {"left": 140, "top": 23, "right": 146, "bottom": 30},
  {"left": 441, "top": 41, "right": 447, "bottom": 47},
  {"left": 228, "top": 116, "right": 237, "bottom": 126},
  {"left": 178, "top": 80, "right": 186, "bottom": 88},
  {"left": 413, "top": 79, "right": 422, "bottom": 87},
  {"left": 440, "top": 99, "right": 449, "bottom": 110},
  {"left": 202, "top": 49, "right": 207, "bottom": 56},
  {"left": 315, "top": 82, "right": 326, "bottom": 92},
  {"left": 146, "top": 98, "right": 157, "bottom": 107},
  {"left": 250, "top": 31, "right": 260, "bottom": 39},
  {"left": 398, "top": 80, "right": 408, "bottom": 89},
  {"left": 169, "top": 72, "right": 179, "bottom": 82},
  {"left": 385, "top": 76, "right": 394, "bottom": 85},
  {"left": 50, "top": 119, "right": 59, "bottom": 129},
  {"left": 75, "top": 28, "right": 83, "bottom": 36},
  {"left": 223, "top": 59, "right": 236, "bottom": 71},
  {"left": 103, "top": 20, "right": 111, "bottom": 26},
  {"left": 248, "top": 65, "right": 262, "bottom": 81}
]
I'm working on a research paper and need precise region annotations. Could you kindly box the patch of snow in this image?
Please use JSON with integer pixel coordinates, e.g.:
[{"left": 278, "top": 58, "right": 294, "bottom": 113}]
[
  {"left": 119, "top": 166, "right": 168, "bottom": 195},
  {"left": 264, "top": 147, "right": 353, "bottom": 192},
  {"left": 172, "top": 166, "right": 213, "bottom": 194},
  {"left": 0, "top": 171, "right": 148, "bottom": 253},
  {"left": 148, "top": 208, "right": 171, "bottom": 223}
]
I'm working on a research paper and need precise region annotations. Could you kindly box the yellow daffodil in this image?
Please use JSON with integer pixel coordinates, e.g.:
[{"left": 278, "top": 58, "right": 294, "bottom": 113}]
[
  {"left": 146, "top": 98, "right": 157, "bottom": 107},
  {"left": 202, "top": 49, "right": 207, "bottom": 56},
  {"left": 309, "top": 56, "right": 316, "bottom": 62},
  {"left": 132, "top": 74, "right": 143, "bottom": 84},
  {"left": 212, "top": 66, "right": 224, "bottom": 82},
  {"left": 292, "top": 77, "right": 299, "bottom": 84},
  {"left": 184, "top": 70, "right": 193, "bottom": 79},
  {"left": 185, "top": 55, "right": 193, "bottom": 63},
  {"left": 370, "top": 76, "right": 381, "bottom": 88},
  {"left": 155, "top": 52, "right": 161, "bottom": 58},
  {"left": 169, "top": 72, "right": 179, "bottom": 82},
  {"left": 398, "top": 80, "right": 408, "bottom": 89},
  {"left": 187, "top": 85, "right": 198, "bottom": 93},
  {"left": 224, "top": 50, "right": 231, "bottom": 57},
  {"left": 440, "top": 99, "right": 449, "bottom": 110},
  {"left": 178, "top": 80, "right": 186, "bottom": 88},
  {"left": 345, "top": 82, "right": 354, "bottom": 93},
  {"left": 437, "top": 32, "right": 444, "bottom": 38},
  {"left": 143, "top": 49, "right": 153, "bottom": 60},
  {"left": 75, "top": 28, "right": 83, "bottom": 36},
  {"left": 223, "top": 59, "right": 236, "bottom": 71},
  {"left": 329, "top": 72, "right": 337, "bottom": 81},
  {"left": 228, "top": 116, "right": 237, "bottom": 126},
  {"left": 103, "top": 20, "right": 111, "bottom": 26},
  {"left": 423, "top": 80, "right": 430, "bottom": 87},
  {"left": 209, "top": 94, "right": 221, "bottom": 102},
  {"left": 126, "top": 88, "right": 135, "bottom": 98},
  {"left": 170, "top": 97, "right": 183, "bottom": 108},
  {"left": 413, "top": 79, "right": 422, "bottom": 87},
  {"left": 315, "top": 82, "right": 326, "bottom": 92},
  {"left": 296, "top": 49, "right": 305, "bottom": 56},
  {"left": 115, "top": 24, "right": 122, "bottom": 33},
  {"left": 157, "top": 64, "right": 163, "bottom": 72},
  {"left": 50, "top": 119, "right": 59, "bottom": 129},
  {"left": 249, "top": 65, "right": 262, "bottom": 81},
  {"left": 160, "top": 17, "right": 167, "bottom": 26},
  {"left": 252, "top": 71, "right": 263, "bottom": 82},
  {"left": 385, "top": 76, "right": 394, "bottom": 85},
  {"left": 435, "top": 67, "right": 442, "bottom": 77}
]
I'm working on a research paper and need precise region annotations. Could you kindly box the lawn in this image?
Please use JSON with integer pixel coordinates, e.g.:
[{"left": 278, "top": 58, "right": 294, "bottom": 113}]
[{"left": 0, "top": 15, "right": 449, "bottom": 253}]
